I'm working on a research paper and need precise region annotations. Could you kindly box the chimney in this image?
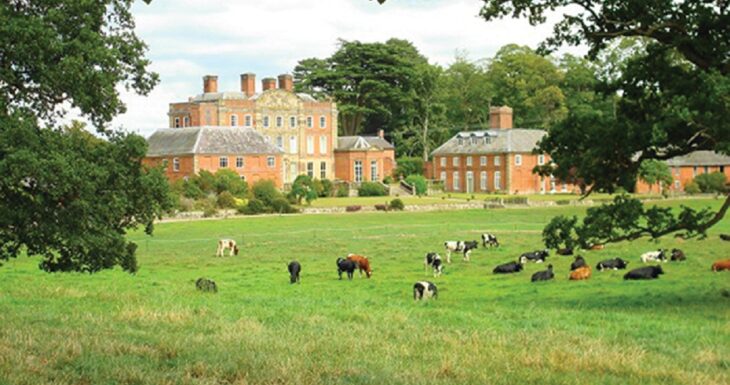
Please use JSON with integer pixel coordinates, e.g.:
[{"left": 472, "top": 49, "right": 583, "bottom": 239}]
[
  {"left": 262, "top": 77, "right": 276, "bottom": 91},
  {"left": 203, "top": 75, "right": 218, "bottom": 93},
  {"left": 240, "top": 73, "right": 255, "bottom": 96},
  {"left": 489, "top": 106, "right": 513, "bottom": 129},
  {"left": 378, "top": 129, "right": 384, "bottom": 139},
  {"left": 278, "top": 74, "right": 293, "bottom": 92}
]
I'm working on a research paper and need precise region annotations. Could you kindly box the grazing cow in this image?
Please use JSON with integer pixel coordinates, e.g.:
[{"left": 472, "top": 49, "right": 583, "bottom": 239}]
[
  {"left": 336, "top": 257, "right": 357, "bottom": 280},
  {"left": 424, "top": 252, "right": 444, "bottom": 277},
  {"left": 195, "top": 278, "right": 218, "bottom": 293},
  {"left": 519, "top": 250, "right": 549, "bottom": 264},
  {"left": 570, "top": 255, "right": 587, "bottom": 271},
  {"left": 596, "top": 258, "right": 630, "bottom": 271},
  {"left": 531, "top": 264, "right": 555, "bottom": 282},
  {"left": 556, "top": 247, "right": 574, "bottom": 256},
  {"left": 288, "top": 261, "right": 301, "bottom": 284},
  {"left": 670, "top": 248, "right": 686, "bottom": 262},
  {"left": 413, "top": 281, "right": 438, "bottom": 300},
  {"left": 640, "top": 249, "right": 667, "bottom": 263},
  {"left": 493, "top": 261, "right": 524, "bottom": 274},
  {"left": 481, "top": 233, "right": 499, "bottom": 248},
  {"left": 347, "top": 254, "right": 372, "bottom": 278},
  {"left": 711, "top": 259, "right": 730, "bottom": 272},
  {"left": 444, "top": 241, "right": 465, "bottom": 263},
  {"left": 216, "top": 239, "right": 239, "bottom": 257},
  {"left": 462, "top": 240, "right": 479, "bottom": 262},
  {"left": 720, "top": 234, "right": 730, "bottom": 241},
  {"left": 624, "top": 265, "right": 664, "bottom": 280},
  {"left": 589, "top": 244, "right": 604, "bottom": 250},
  {"left": 569, "top": 266, "right": 592, "bottom": 280}
]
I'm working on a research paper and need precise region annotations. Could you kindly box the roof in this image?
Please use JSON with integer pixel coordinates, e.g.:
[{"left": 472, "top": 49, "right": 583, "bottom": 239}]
[
  {"left": 146, "top": 126, "right": 284, "bottom": 156},
  {"left": 665, "top": 150, "right": 730, "bottom": 167},
  {"left": 430, "top": 129, "right": 546, "bottom": 156},
  {"left": 189, "top": 90, "right": 318, "bottom": 103},
  {"left": 336, "top": 136, "right": 395, "bottom": 151}
]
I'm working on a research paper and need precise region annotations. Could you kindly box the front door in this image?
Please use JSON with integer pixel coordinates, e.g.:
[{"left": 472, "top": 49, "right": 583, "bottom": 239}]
[{"left": 466, "top": 171, "right": 474, "bottom": 193}]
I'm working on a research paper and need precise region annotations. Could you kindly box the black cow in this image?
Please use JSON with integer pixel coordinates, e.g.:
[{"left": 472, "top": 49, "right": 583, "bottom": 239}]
[
  {"left": 493, "top": 261, "right": 524, "bottom": 274},
  {"left": 624, "top": 265, "right": 664, "bottom": 280},
  {"left": 596, "top": 258, "right": 629, "bottom": 271},
  {"left": 413, "top": 281, "right": 438, "bottom": 300},
  {"left": 570, "top": 255, "right": 587, "bottom": 271},
  {"left": 720, "top": 234, "right": 730, "bottom": 241},
  {"left": 519, "top": 250, "right": 549, "bottom": 264},
  {"left": 481, "top": 233, "right": 499, "bottom": 248},
  {"left": 556, "top": 247, "right": 574, "bottom": 256},
  {"left": 670, "top": 248, "right": 686, "bottom": 261},
  {"left": 424, "top": 252, "right": 444, "bottom": 277},
  {"left": 288, "top": 261, "right": 301, "bottom": 284},
  {"left": 462, "top": 240, "right": 479, "bottom": 261},
  {"left": 531, "top": 264, "right": 555, "bottom": 282},
  {"left": 195, "top": 277, "right": 218, "bottom": 293},
  {"left": 336, "top": 257, "right": 357, "bottom": 280}
]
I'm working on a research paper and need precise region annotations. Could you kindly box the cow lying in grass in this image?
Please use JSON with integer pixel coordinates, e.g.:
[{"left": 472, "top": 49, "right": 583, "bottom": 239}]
[
  {"left": 640, "top": 249, "right": 667, "bottom": 263},
  {"left": 216, "top": 239, "right": 239, "bottom": 257},
  {"left": 570, "top": 255, "right": 586, "bottom": 271},
  {"left": 519, "top": 250, "right": 549, "bottom": 264},
  {"left": 596, "top": 258, "right": 629, "bottom": 271},
  {"left": 569, "top": 266, "right": 592, "bottom": 281},
  {"left": 711, "top": 259, "right": 730, "bottom": 272},
  {"left": 624, "top": 266, "right": 664, "bottom": 280},
  {"left": 493, "top": 261, "right": 523, "bottom": 274},
  {"left": 531, "top": 264, "right": 554, "bottom": 282}
]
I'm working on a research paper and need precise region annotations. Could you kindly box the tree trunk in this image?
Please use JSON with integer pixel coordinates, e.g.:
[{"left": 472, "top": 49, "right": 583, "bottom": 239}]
[{"left": 422, "top": 111, "right": 430, "bottom": 162}]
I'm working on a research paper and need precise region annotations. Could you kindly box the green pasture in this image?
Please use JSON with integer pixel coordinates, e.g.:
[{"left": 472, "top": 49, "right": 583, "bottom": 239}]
[{"left": 0, "top": 199, "right": 728, "bottom": 385}]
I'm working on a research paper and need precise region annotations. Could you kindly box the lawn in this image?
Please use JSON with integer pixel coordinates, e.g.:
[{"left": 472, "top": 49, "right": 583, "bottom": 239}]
[{"left": 0, "top": 199, "right": 728, "bottom": 385}]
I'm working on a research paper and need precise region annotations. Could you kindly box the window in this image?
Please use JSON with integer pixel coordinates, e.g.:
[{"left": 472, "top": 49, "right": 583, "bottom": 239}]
[
  {"left": 290, "top": 116, "right": 296, "bottom": 128},
  {"left": 276, "top": 116, "right": 283, "bottom": 128},
  {"left": 183, "top": 116, "right": 190, "bottom": 127},
  {"left": 674, "top": 180, "right": 680, "bottom": 189},
  {"left": 466, "top": 157, "right": 473, "bottom": 167},
  {"left": 219, "top": 157, "right": 228, "bottom": 168},
  {"left": 307, "top": 116, "right": 313, "bottom": 128},
  {"left": 440, "top": 171, "right": 446, "bottom": 182},
  {"left": 319, "top": 136, "right": 327, "bottom": 154},
  {"left": 319, "top": 116, "right": 326, "bottom": 128},
  {"left": 537, "top": 154, "right": 545, "bottom": 165},
  {"left": 561, "top": 183, "right": 567, "bottom": 193},
  {"left": 174, "top": 117, "right": 180, "bottom": 128},
  {"left": 440, "top": 157, "right": 446, "bottom": 167},
  {"left": 267, "top": 157, "right": 275, "bottom": 168},
  {"left": 458, "top": 138, "right": 464, "bottom": 145},
  {"left": 480, "top": 171, "right": 487, "bottom": 190},
  {"left": 230, "top": 114, "right": 238, "bottom": 126},
  {"left": 276, "top": 136, "right": 283, "bottom": 149},
  {"left": 515, "top": 154, "right": 522, "bottom": 166},
  {"left": 173, "top": 158, "right": 180, "bottom": 172},
  {"left": 453, "top": 171, "right": 460, "bottom": 190},
  {"left": 550, "top": 175, "right": 556, "bottom": 193},
  {"left": 494, "top": 171, "right": 501, "bottom": 190},
  {"left": 289, "top": 136, "right": 297, "bottom": 154},
  {"left": 540, "top": 177, "right": 545, "bottom": 193},
  {"left": 307, "top": 162, "right": 314, "bottom": 177},
  {"left": 480, "top": 156, "right": 487, "bottom": 166},
  {"left": 320, "top": 162, "right": 327, "bottom": 179},
  {"left": 354, "top": 160, "right": 363, "bottom": 183},
  {"left": 244, "top": 115, "right": 252, "bottom": 127},
  {"left": 236, "top": 156, "right": 244, "bottom": 168},
  {"left": 263, "top": 116, "right": 270, "bottom": 128},
  {"left": 693, "top": 166, "right": 697, "bottom": 177},
  {"left": 494, "top": 155, "right": 501, "bottom": 166},
  {"left": 452, "top": 157, "right": 459, "bottom": 167},
  {"left": 704, "top": 166, "right": 709, "bottom": 174},
  {"left": 371, "top": 160, "right": 378, "bottom": 181},
  {"left": 306, "top": 136, "right": 314, "bottom": 154}
]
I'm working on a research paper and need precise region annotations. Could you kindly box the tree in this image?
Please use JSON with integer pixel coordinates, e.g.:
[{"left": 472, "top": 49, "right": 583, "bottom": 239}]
[
  {"left": 288, "top": 175, "right": 318, "bottom": 205},
  {"left": 440, "top": 54, "right": 493, "bottom": 132},
  {"left": 638, "top": 160, "right": 672, "bottom": 193},
  {"left": 0, "top": 1, "right": 169, "bottom": 273}
]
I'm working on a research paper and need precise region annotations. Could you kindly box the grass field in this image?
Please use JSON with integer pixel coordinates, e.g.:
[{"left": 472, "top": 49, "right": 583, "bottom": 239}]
[{"left": 1, "top": 199, "right": 729, "bottom": 385}]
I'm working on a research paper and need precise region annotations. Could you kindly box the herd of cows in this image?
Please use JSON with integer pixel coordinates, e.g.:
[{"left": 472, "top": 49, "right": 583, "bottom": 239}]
[{"left": 204, "top": 235, "right": 730, "bottom": 299}]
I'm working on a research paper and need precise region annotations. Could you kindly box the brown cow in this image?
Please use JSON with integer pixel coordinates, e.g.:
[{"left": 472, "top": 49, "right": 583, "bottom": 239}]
[
  {"left": 711, "top": 259, "right": 730, "bottom": 272},
  {"left": 569, "top": 266, "right": 592, "bottom": 280},
  {"left": 347, "top": 254, "right": 372, "bottom": 278},
  {"left": 589, "top": 244, "right": 604, "bottom": 250},
  {"left": 216, "top": 239, "right": 238, "bottom": 257}
]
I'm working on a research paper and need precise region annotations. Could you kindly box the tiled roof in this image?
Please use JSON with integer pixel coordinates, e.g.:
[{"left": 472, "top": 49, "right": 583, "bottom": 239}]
[
  {"left": 430, "top": 129, "right": 546, "bottom": 156},
  {"left": 146, "top": 127, "right": 283, "bottom": 156},
  {"left": 336, "top": 136, "right": 395, "bottom": 151},
  {"left": 189, "top": 91, "right": 318, "bottom": 103},
  {"left": 665, "top": 150, "right": 730, "bottom": 167}
]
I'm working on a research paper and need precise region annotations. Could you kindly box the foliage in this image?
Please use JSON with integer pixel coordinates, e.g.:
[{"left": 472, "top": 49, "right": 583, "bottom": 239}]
[
  {"left": 288, "top": 175, "right": 318, "bottom": 205},
  {"left": 638, "top": 159, "right": 673, "bottom": 192},
  {"left": 271, "top": 198, "right": 299, "bottom": 214},
  {"left": 394, "top": 157, "right": 424, "bottom": 179},
  {"left": 441, "top": 53, "right": 493, "bottom": 132},
  {"left": 345, "top": 205, "right": 362, "bottom": 212},
  {"left": 694, "top": 172, "right": 727, "bottom": 194},
  {"left": 216, "top": 191, "right": 237, "bottom": 209},
  {"left": 684, "top": 181, "right": 701, "bottom": 195},
  {"left": 358, "top": 182, "right": 388, "bottom": 197},
  {"left": 251, "top": 180, "right": 281, "bottom": 207},
  {"left": 405, "top": 174, "right": 428, "bottom": 196},
  {"left": 319, "top": 179, "right": 334, "bottom": 197},
  {"left": 240, "top": 199, "right": 268, "bottom": 215},
  {"left": 213, "top": 169, "right": 248, "bottom": 197},
  {"left": 542, "top": 215, "right": 578, "bottom": 250},
  {"left": 336, "top": 183, "right": 349, "bottom": 198},
  {"left": 383, "top": 176, "right": 394, "bottom": 184},
  {"left": 389, "top": 198, "right": 405, "bottom": 211}
]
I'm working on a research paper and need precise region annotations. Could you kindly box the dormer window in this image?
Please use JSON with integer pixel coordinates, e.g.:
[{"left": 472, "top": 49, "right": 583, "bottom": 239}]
[{"left": 458, "top": 138, "right": 464, "bottom": 145}]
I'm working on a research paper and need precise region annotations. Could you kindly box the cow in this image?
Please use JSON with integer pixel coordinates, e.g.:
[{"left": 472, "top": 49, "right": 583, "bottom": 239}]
[
  {"left": 596, "top": 258, "right": 630, "bottom": 271},
  {"left": 624, "top": 265, "right": 664, "bottom": 280},
  {"left": 195, "top": 277, "right": 218, "bottom": 293},
  {"left": 493, "top": 261, "right": 524, "bottom": 274},
  {"left": 424, "top": 252, "right": 444, "bottom": 277},
  {"left": 519, "top": 250, "right": 549, "bottom": 264},
  {"left": 481, "top": 233, "right": 499, "bottom": 248},
  {"left": 570, "top": 255, "right": 587, "bottom": 271},
  {"left": 720, "top": 234, "right": 730, "bottom": 241},
  {"left": 640, "top": 249, "right": 667, "bottom": 263},
  {"left": 711, "top": 259, "right": 730, "bottom": 272},
  {"left": 444, "top": 241, "right": 465, "bottom": 263},
  {"left": 336, "top": 257, "right": 357, "bottom": 280},
  {"left": 462, "top": 241, "right": 479, "bottom": 262},
  {"left": 347, "top": 254, "right": 372, "bottom": 278},
  {"left": 569, "top": 266, "right": 592, "bottom": 280},
  {"left": 531, "top": 264, "right": 555, "bottom": 282},
  {"left": 556, "top": 247, "right": 574, "bottom": 256},
  {"left": 670, "top": 248, "right": 686, "bottom": 262},
  {"left": 216, "top": 239, "right": 239, "bottom": 257},
  {"left": 288, "top": 261, "right": 301, "bottom": 284},
  {"left": 589, "top": 244, "right": 604, "bottom": 250},
  {"left": 413, "top": 281, "right": 438, "bottom": 300}
]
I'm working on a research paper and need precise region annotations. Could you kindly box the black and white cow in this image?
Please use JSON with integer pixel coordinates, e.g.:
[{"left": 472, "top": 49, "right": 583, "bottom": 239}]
[
  {"left": 640, "top": 249, "right": 668, "bottom": 263},
  {"left": 531, "top": 264, "right": 555, "bottom": 282},
  {"left": 596, "top": 258, "right": 629, "bottom": 271},
  {"left": 481, "top": 233, "right": 499, "bottom": 248},
  {"left": 336, "top": 257, "right": 357, "bottom": 280},
  {"left": 462, "top": 240, "right": 479, "bottom": 262},
  {"left": 444, "top": 241, "right": 464, "bottom": 263},
  {"left": 288, "top": 261, "right": 301, "bottom": 284},
  {"left": 570, "top": 255, "right": 587, "bottom": 271},
  {"left": 556, "top": 247, "right": 574, "bottom": 256},
  {"left": 195, "top": 277, "right": 218, "bottom": 293},
  {"left": 424, "top": 252, "right": 444, "bottom": 277},
  {"left": 493, "top": 260, "right": 524, "bottom": 274},
  {"left": 670, "top": 248, "right": 686, "bottom": 261},
  {"left": 624, "top": 265, "right": 664, "bottom": 280},
  {"left": 413, "top": 281, "right": 438, "bottom": 300},
  {"left": 519, "top": 250, "right": 549, "bottom": 264}
]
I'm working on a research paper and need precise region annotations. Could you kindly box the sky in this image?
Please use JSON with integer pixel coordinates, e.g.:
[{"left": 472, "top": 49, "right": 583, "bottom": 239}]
[{"left": 114, "top": 0, "right": 582, "bottom": 137}]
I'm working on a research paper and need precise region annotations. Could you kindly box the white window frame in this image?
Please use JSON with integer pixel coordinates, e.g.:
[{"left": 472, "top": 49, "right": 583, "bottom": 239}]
[
  {"left": 494, "top": 155, "right": 501, "bottom": 166},
  {"left": 452, "top": 157, "right": 459, "bottom": 167},
  {"left": 370, "top": 160, "right": 378, "bottom": 181},
  {"left": 320, "top": 162, "right": 327, "bottom": 179},
  {"left": 354, "top": 160, "right": 363, "bottom": 183},
  {"left": 307, "top": 162, "right": 314, "bottom": 178},
  {"left": 494, "top": 171, "right": 501, "bottom": 190},
  {"left": 289, "top": 136, "right": 297, "bottom": 154},
  {"left": 453, "top": 171, "right": 460, "bottom": 191},
  {"left": 173, "top": 157, "right": 180, "bottom": 172},
  {"left": 244, "top": 115, "right": 252, "bottom": 127},
  {"left": 306, "top": 136, "right": 314, "bottom": 155},
  {"left": 290, "top": 116, "right": 297, "bottom": 128},
  {"left": 267, "top": 156, "right": 275, "bottom": 168},
  {"left": 263, "top": 116, "right": 270, "bottom": 128},
  {"left": 515, "top": 154, "right": 522, "bottom": 166},
  {"left": 480, "top": 156, "right": 487, "bottom": 166},
  {"left": 480, "top": 171, "right": 487, "bottom": 190},
  {"left": 307, "top": 116, "right": 313, "bottom": 128},
  {"left": 219, "top": 156, "right": 228, "bottom": 168},
  {"left": 183, "top": 116, "right": 190, "bottom": 127},
  {"left": 276, "top": 136, "right": 283, "bottom": 150},
  {"left": 319, "top": 136, "right": 327, "bottom": 154},
  {"left": 466, "top": 157, "right": 473, "bottom": 167},
  {"left": 236, "top": 156, "right": 244, "bottom": 168},
  {"left": 276, "top": 116, "right": 283, "bottom": 128},
  {"left": 440, "top": 171, "right": 446, "bottom": 182},
  {"left": 319, "top": 115, "right": 326, "bottom": 128},
  {"left": 440, "top": 157, "right": 446, "bottom": 167},
  {"left": 230, "top": 114, "right": 238, "bottom": 126},
  {"left": 537, "top": 154, "right": 545, "bottom": 166}
]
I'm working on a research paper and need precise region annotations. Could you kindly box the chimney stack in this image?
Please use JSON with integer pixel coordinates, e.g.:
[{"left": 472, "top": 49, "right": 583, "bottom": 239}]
[
  {"left": 378, "top": 129, "right": 384, "bottom": 139},
  {"left": 203, "top": 75, "right": 218, "bottom": 93},
  {"left": 278, "top": 74, "right": 293, "bottom": 92},
  {"left": 262, "top": 77, "right": 276, "bottom": 91},
  {"left": 489, "top": 106, "right": 513, "bottom": 129},
  {"left": 240, "top": 73, "right": 256, "bottom": 96}
]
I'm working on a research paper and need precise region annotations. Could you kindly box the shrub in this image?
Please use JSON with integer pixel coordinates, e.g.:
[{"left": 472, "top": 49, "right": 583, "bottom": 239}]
[
  {"left": 194, "top": 170, "right": 217, "bottom": 194},
  {"left": 358, "top": 181, "right": 388, "bottom": 197},
  {"left": 684, "top": 180, "right": 701, "bottom": 194},
  {"left": 336, "top": 183, "right": 349, "bottom": 197},
  {"left": 195, "top": 197, "right": 217, "bottom": 218},
  {"left": 289, "top": 175, "right": 318, "bottom": 204},
  {"left": 214, "top": 169, "right": 248, "bottom": 196},
  {"left": 346, "top": 205, "right": 361, "bottom": 212},
  {"left": 694, "top": 172, "right": 727, "bottom": 193},
  {"left": 319, "top": 179, "right": 334, "bottom": 197},
  {"left": 383, "top": 175, "right": 394, "bottom": 184},
  {"left": 271, "top": 197, "right": 298, "bottom": 214},
  {"left": 405, "top": 174, "right": 427, "bottom": 196},
  {"left": 389, "top": 198, "right": 405, "bottom": 211},
  {"left": 251, "top": 179, "right": 281, "bottom": 206},
  {"left": 180, "top": 179, "right": 204, "bottom": 199},
  {"left": 240, "top": 198, "right": 268, "bottom": 215},
  {"left": 394, "top": 157, "right": 424, "bottom": 178},
  {"left": 216, "top": 191, "right": 237, "bottom": 209},
  {"left": 178, "top": 197, "right": 195, "bottom": 212}
]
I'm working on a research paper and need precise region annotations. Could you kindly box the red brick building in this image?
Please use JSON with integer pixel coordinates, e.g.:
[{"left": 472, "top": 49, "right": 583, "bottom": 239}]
[
  {"left": 334, "top": 131, "right": 396, "bottom": 183},
  {"left": 635, "top": 151, "right": 730, "bottom": 193}
]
